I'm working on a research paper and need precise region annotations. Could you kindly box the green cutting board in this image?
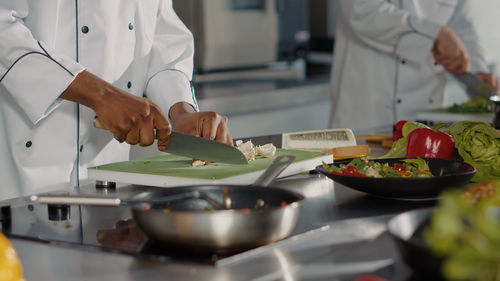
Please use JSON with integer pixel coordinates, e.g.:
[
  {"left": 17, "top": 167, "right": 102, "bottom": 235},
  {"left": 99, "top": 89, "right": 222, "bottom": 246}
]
[{"left": 88, "top": 149, "right": 331, "bottom": 187}]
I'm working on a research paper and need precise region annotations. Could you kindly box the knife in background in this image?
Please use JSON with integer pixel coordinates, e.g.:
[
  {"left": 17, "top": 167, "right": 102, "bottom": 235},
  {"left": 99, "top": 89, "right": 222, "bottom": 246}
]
[
  {"left": 454, "top": 72, "right": 497, "bottom": 98},
  {"left": 94, "top": 118, "right": 248, "bottom": 164}
]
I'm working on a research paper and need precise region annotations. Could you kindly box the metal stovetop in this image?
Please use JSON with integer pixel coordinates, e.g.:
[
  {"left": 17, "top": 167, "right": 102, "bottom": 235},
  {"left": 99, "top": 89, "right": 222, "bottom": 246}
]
[{"left": 0, "top": 178, "right": 339, "bottom": 266}]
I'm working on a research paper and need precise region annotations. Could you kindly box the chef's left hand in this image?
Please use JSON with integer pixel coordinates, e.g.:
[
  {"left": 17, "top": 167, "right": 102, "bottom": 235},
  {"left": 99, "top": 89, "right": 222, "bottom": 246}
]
[
  {"left": 169, "top": 102, "right": 233, "bottom": 146},
  {"left": 476, "top": 72, "right": 500, "bottom": 94}
]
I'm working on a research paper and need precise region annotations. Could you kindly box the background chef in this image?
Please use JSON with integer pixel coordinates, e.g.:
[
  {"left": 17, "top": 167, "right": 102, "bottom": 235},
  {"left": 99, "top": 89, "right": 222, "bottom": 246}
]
[
  {"left": 0, "top": 1, "right": 232, "bottom": 200},
  {"left": 330, "top": 0, "right": 500, "bottom": 134}
]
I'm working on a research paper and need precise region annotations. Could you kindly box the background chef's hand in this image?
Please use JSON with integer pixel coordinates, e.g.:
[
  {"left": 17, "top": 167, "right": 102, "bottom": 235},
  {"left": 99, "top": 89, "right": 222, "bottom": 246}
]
[
  {"left": 170, "top": 102, "right": 233, "bottom": 146},
  {"left": 60, "top": 71, "right": 172, "bottom": 150},
  {"left": 476, "top": 73, "right": 500, "bottom": 94},
  {"left": 433, "top": 26, "right": 470, "bottom": 75}
]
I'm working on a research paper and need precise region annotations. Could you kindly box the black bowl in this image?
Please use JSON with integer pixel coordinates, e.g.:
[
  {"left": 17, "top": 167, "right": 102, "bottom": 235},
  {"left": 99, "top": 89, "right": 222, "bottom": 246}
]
[
  {"left": 316, "top": 158, "right": 476, "bottom": 200},
  {"left": 388, "top": 208, "right": 445, "bottom": 280}
]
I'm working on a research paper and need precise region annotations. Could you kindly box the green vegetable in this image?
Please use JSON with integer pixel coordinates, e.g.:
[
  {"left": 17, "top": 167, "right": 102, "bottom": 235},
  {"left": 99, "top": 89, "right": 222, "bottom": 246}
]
[
  {"left": 402, "top": 158, "right": 431, "bottom": 171},
  {"left": 380, "top": 121, "right": 430, "bottom": 158},
  {"left": 322, "top": 161, "right": 341, "bottom": 173},
  {"left": 342, "top": 158, "right": 366, "bottom": 171},
  {"left": 424, "top": 183, "right": 500, "bottom": 281},
  {"left": 323, "top": 158, "right": 431, "bottom": 178},
  {"left": 445, "top": 97, "right": 493, "bottom": 114},
  {"left": 445, "top": 121, "right": 500, "bottom": 182}
]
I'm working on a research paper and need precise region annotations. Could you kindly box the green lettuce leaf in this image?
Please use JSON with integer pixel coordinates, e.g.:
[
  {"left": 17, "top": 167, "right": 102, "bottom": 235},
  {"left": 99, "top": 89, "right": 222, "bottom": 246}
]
[
  {"left": 402, "top": 157, "right": 430, "bottom": 171},
  {"left": 424, "top": 183, "right": 500, "bottom": 281},
  {"left": 445, "top": 121, "right": 500, "bottom": 182}
]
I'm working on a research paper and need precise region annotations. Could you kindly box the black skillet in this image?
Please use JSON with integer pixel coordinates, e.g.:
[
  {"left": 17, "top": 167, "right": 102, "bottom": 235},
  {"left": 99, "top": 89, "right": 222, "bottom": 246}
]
[{"left": 387, "top": 208, "right": 445, "bottom": 280}]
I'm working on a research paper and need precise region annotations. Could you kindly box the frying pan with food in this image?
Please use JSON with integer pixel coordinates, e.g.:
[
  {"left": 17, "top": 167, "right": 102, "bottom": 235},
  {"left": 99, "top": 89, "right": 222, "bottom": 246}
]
[{"left": 33, "top": 155, "right": 304, "bottom": 254}]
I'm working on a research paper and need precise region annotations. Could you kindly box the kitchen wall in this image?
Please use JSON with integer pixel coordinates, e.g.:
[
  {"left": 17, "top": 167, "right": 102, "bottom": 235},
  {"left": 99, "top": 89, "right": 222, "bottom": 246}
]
[{"left": 470, "top": 1, "right": 500, "bottom": 74}]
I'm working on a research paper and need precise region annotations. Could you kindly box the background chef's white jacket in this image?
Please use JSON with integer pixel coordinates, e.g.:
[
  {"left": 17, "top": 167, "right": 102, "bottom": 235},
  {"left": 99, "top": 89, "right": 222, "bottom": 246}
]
[
  {"left": 330, "top": 0, "right": 488, "bottom": 134},
  {"left": 0, "top": 0, "right": 198, "bottom": 200}
]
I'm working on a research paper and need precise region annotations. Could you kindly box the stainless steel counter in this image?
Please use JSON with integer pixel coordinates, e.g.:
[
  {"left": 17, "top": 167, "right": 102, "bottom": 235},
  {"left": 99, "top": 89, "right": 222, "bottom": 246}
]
[{"left": 5, "top": 170, "right": 433, "bottom": 281}]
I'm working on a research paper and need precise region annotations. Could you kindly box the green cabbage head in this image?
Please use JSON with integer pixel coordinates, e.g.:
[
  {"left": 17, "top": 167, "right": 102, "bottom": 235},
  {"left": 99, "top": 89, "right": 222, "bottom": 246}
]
[{"left": 445, "top": 121, "right": 500, "bottom": 182}]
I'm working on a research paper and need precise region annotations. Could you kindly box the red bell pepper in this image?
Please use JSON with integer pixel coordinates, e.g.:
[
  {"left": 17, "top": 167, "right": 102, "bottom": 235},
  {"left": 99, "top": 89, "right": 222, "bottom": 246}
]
[
  {"left": 406, "top": 128, "right": 455, "bottom": 159},
  {"left": 393, "top": 120, "right": 409, "bottom": 141}
]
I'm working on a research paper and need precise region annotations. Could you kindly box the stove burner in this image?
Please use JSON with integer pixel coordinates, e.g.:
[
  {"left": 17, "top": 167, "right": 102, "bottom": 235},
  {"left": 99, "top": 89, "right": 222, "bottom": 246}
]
[{"left": 95, "top": 219, "right": 241, "bottom": 264}]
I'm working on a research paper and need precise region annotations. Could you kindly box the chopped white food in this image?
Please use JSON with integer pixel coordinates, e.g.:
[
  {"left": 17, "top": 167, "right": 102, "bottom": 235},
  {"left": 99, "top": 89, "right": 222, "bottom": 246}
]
[
  {"left": 235, "top": 140, "right": 243, "bottom": 146},
  {"left": 256, "top": 143, "right": 276, "bottom": 158},
  {"left": 192, "top": 159, "right": 208, "bottom": 167},
  {"left": 236, "top": 140, "right": 256, "bottom": 161},
  {"left": 363, "top": 166, "right": 382, "bottom": 178}
]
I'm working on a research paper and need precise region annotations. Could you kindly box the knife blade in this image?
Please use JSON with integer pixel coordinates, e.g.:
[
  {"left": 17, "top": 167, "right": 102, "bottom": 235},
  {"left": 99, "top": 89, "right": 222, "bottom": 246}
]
[
  {"left": 166, "top": 131, "right": 248, "bottom": 164},
  {"left": 94, "top": 118, "right": 248, "bottom": 164},
  {"left": 454, "top": 72, "right": 496, "bottom": 98}
]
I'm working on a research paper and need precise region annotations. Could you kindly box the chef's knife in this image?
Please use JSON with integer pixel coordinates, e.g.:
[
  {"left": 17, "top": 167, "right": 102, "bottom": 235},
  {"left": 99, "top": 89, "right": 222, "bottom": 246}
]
[
  {"left": 454, "top": 72, "right": 497, "bottom": 98},
  {"left": 94, "top": 118, "right": 248, "bottom": 164}
]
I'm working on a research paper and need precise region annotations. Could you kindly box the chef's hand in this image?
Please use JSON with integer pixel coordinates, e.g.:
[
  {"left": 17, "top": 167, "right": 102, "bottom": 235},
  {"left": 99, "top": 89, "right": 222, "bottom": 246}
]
[
  {"left": 170, "top": 102, "right": 233, "bottom": 146},
  {"left": 60, "top": 71, "right": 172, "bottom": 150},
  {"left": 476, "top": 73, "right": 500, "bottom": 94},
  {"left": 433, "top": 26, "right": 470, "bottom": 75}
]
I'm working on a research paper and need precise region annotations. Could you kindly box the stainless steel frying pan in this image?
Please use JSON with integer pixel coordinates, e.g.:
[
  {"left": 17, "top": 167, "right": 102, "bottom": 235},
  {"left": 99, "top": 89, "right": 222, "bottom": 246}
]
[{"left": 33, "top": 155, "right": 304, "bottom": 254}]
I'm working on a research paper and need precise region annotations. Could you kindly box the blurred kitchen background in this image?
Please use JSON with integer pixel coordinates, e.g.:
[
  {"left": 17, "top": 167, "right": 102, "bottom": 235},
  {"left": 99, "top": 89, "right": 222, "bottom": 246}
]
[{"left": 171, "top": 0, "right": 500, "bottom": 139}]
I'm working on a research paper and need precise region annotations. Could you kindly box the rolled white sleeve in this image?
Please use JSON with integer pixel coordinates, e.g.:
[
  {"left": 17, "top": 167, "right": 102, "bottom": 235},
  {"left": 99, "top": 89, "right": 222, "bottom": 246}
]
[
  {"left": 146, "top": 70, "right": 197, "bottom": 115},
  {"left": 144, "top": 0, "right": 198, "bottom": 114},
  {"left": 346, "top": 0, "right": 441, "bottom": 66},
  {"left": 0, "top": 5, "right": 85, "bottom": 124}
]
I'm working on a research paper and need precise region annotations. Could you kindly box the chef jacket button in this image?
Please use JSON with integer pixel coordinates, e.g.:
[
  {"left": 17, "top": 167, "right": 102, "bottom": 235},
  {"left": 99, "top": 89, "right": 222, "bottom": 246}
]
[
  {"left": 127, "top": 81, "right": 132, "bottom": 89},
  {"left": 397, "top": 99, "right": 402, "bottom": 104},
  {"left": 128, "top": 22, "right": 134, "bottom": 30},
  {"left": 80, "top": 145, "right": 84, "bottom": 152},
  {"left": 25, "top": 141, "right": 32, "bottom": 148},
  {"left": 434, "top": 61, "right": 439, "bottom": 66},
  {"left": 401, "top": 59, "right": 406, "bottom": 65},
  {"left": 81, "top": 26, "right": 89, "bottom": 34},
  {"left": 429, "top": 99, "right": 434, "bottom": 104}
]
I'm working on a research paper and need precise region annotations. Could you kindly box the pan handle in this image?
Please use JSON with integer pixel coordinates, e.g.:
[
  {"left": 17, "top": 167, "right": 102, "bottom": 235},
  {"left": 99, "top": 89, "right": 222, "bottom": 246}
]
[
  {"left": 31, "top": 195, "right": 122, "bottom": 206},
  {"left": 31, "top": 191, "right": 222, "bottom": 208},
  {"left": 253, "top": 155, "right": 295, "bottom": 187}
]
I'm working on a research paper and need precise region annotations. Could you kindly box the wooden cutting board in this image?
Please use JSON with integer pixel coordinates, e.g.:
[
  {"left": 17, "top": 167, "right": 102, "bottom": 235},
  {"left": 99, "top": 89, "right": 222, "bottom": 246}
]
[{"left": 88, "top": 149, "right": 331, "bottom": 187}]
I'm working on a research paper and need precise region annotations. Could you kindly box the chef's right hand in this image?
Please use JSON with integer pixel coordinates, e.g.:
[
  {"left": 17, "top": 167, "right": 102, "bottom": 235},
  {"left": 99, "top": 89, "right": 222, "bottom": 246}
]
[
  {"left": 60, "top": 71, "right": 172, "bottom": 150},
  {"left": 476, "top": 73, "right": 500, "bottom": 94},
  {"left": 433, "top": 26, "right": 470, "bottom": 75}
]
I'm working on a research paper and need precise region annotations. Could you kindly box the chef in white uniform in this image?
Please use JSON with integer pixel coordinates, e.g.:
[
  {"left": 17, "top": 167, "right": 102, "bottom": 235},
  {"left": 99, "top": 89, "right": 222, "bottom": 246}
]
[
  {"left": 0, "top": 1, "right": 232, "bottom": 200},
  {"left": 330, "top": 0, "right": 499, "bottom": 134}
]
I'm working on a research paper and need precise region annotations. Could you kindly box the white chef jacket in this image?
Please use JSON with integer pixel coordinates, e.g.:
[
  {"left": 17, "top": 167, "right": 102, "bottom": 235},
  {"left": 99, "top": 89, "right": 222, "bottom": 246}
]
[
  {"left": 330, "top": 0, "right": 488, "bottom": 134},
  {"left": 0, "top": 0, "right": 198, "bottom": 200}
]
